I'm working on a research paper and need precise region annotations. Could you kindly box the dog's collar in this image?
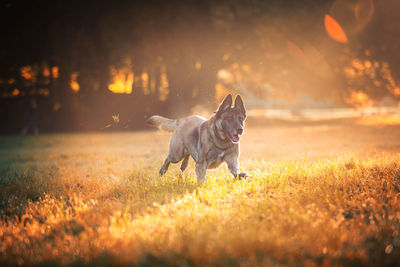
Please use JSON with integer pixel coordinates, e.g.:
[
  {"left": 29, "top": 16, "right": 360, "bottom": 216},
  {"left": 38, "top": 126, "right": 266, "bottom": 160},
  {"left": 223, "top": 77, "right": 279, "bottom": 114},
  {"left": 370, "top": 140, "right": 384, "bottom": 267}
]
[
  {"left": 212, "top": 123, "right": 224, "bottom": 140},
  {"left": 211, "top": 123, "right": 231, "bottom": 150},
  {"left": 210, "top": 136, "right": 230, "bottom": 150}
]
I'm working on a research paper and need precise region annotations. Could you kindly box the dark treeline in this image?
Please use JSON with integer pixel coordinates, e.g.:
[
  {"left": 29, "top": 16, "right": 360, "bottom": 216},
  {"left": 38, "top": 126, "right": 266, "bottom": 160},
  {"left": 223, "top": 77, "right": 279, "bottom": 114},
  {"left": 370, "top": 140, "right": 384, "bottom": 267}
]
[{"left": 0, "top": 0, "right": 399, "bottom": 133}]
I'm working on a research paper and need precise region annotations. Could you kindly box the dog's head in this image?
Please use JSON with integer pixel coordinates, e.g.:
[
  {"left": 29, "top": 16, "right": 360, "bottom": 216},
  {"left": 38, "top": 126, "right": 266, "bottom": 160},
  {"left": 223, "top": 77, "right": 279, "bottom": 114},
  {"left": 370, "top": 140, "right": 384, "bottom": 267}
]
[{"left": 216, "top": 94, "right": 246, "bottom": 144}]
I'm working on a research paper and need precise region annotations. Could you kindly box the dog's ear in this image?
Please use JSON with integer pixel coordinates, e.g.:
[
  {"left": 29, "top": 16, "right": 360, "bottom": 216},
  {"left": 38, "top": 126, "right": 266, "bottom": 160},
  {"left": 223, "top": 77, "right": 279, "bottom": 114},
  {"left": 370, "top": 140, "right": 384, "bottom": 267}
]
[
  {"left": 234, "top": 95, "right": 246, "bottom": 114},
  {"left": 217, "top": 94, "right": 232, "bottom": 114}
]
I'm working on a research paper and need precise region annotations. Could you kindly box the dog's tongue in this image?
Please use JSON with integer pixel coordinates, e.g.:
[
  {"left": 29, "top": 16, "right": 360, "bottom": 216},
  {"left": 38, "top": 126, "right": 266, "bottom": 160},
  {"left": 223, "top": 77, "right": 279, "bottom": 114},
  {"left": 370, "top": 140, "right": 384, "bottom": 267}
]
[{"left": 232, "top": 134, "right": 240, "bottom": 143}]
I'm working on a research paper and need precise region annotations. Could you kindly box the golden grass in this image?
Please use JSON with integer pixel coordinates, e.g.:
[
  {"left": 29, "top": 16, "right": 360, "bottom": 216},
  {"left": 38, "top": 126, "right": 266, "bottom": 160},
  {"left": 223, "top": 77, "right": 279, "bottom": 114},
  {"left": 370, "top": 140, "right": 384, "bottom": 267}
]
[
  {"left": 357, "top": 115, "right": 400, "bottom": 126},
  {"left": 0, "top": 124, "right": 400, "bottom": 266}
]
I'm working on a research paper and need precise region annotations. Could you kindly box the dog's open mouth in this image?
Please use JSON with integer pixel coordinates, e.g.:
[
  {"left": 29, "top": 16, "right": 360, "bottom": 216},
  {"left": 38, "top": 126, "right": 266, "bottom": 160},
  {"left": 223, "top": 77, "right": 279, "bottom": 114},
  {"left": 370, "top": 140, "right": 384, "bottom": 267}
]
[{"left": 229, "top": 134, "right": 240, "bottom": 143}]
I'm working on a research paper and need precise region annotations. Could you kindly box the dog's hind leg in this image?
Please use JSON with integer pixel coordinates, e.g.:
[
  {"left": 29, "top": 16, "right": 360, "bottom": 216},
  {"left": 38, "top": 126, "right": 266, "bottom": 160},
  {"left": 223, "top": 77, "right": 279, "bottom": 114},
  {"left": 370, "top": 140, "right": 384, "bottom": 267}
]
[
  {"left": 160, "top": 148, "right": 184, "bottom": 176},
  {"left": 180, "top": 155, "right": 189, "bottom": 172},
  {"left": 160, "top": 158, "right": 171, "bottom": 176},
  {"left": 160, "top": 132, "right": 185, "bottom": 176}
]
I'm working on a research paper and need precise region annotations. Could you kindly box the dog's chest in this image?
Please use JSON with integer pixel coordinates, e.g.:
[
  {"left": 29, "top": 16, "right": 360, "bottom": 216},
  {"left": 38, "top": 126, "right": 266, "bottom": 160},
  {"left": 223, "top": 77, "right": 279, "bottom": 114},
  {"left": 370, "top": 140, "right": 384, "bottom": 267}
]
[{"left": 207, "top": 150, "right": 225, "bottom": 169}]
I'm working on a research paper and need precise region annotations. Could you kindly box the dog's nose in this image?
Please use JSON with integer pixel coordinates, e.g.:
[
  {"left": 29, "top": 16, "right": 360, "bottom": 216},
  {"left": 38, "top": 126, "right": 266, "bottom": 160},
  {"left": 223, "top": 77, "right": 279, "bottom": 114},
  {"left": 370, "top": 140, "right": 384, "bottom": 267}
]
[{"left": 237, "top": 128, "right": 243, "bottom": 135}]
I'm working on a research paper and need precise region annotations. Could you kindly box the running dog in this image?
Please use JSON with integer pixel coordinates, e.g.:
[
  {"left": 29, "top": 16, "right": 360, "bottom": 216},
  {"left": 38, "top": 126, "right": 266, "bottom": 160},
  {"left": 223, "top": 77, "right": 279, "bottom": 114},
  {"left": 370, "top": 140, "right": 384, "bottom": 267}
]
[{"left": 147, "top": 94, "right": 247, "bottom": 183}]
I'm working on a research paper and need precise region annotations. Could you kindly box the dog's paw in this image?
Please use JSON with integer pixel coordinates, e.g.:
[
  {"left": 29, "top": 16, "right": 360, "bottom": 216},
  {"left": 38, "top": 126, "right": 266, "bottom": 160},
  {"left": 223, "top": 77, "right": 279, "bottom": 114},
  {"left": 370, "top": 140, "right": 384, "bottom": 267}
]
[{"left": 237, "top": 172, "right": 249, "bottom": 180}]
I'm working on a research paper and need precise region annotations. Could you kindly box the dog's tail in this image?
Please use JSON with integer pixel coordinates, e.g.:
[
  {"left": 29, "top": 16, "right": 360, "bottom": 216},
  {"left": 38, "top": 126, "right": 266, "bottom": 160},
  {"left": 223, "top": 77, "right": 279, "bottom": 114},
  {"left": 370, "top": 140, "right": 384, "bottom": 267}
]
[{"left": 147, "top": 115, "right": 177, "bottom": 132}]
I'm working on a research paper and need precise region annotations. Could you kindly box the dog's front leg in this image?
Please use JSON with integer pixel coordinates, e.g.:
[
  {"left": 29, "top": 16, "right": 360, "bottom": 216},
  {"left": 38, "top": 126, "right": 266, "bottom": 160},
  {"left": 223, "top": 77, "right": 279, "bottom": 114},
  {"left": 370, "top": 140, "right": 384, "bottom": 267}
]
[
  {"left": 195, "top": 161, "right": 207, "bottom": 183},
  {"left": 225, "top": 155, "right": 248, "bottom": 180},
  {"left": 195, "top": 150, "right": 207, "bottom": 183}
]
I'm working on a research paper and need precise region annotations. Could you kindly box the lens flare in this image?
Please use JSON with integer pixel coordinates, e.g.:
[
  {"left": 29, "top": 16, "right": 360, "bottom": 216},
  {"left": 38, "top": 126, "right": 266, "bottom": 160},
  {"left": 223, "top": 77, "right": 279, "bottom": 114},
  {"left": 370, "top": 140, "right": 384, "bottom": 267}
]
[
  {"left": 286, "top": 40, "right": 309, "bottom": 65},
  {"left": 324, "top": 14, "right": 348, "bottom": 43}
]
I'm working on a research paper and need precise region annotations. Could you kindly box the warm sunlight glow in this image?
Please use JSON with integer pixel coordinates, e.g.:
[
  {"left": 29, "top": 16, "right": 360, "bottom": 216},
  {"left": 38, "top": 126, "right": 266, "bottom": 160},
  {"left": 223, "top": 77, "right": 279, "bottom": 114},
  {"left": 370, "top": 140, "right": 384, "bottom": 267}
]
[
  {"left": 70, "top": 72, "right": 80, "bottom": 92},
  {"left": 217, "top": 69, "right": 233, "bottom": 83},
  {"left": 2, "top": 0, "right": 400, "bottom": 263},
  {"left": 345, "top": 91, "right": 373, "bottom": 108},
  {"left": 215, "top": 82, "right": 229, "bottom": 102},
  {"left": 53, "top": 102, "right": 61, "bottom": 111},
  {"left": 324, "top": 14, "right": 348, "bottom": 43},
  {"left": 141, "top": 72, "right": 149, "bottom": 95},
  {"left": 241, "top": 64, "right": 250, "bottom": 72},
  {"left": 43, "top": 66, "right": 50, "bottom": 77},
  {"left": 52, "top": 66, "right": 59, "bottom": 79},
  {"left": 358, "top": 116, "right": 400, "bottom": 126},
  {"left": 159, "top": 72, "right": 169, "bottom": 101},
  {"left": 12, "top": 89, "right": 19, "bottom": 96},
  {"left": 150, "top": 79, "right": 156, "bottom": 94},
  {"left": 222, "top": 53, "right": 231, "bottom": 61},
  {"left": 108, "top": 66, "right": 133, "bottom": 94},
  {"left": 39, "top": 88, "right": 50, "bottom": 96},
  {"left": 195, "top": 61, "right": 202, "bottom": 70},
  {"left": 21, "top": 65, "right": 33, "bottom": 80}
]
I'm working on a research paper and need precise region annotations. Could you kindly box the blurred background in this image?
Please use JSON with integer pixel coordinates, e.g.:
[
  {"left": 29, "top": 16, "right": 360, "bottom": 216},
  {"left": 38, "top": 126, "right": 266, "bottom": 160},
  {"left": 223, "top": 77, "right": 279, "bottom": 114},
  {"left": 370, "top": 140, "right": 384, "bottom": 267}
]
[{"left": 1, "top": 0, "right": 400, "bottom": 134}]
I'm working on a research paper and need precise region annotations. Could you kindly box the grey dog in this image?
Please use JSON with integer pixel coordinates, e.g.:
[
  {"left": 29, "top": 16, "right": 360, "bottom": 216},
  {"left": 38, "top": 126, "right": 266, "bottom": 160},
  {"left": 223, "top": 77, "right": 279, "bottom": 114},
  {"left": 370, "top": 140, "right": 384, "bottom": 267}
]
[{"left": 148, "top": 94, "right": 247, "bottom": 183}]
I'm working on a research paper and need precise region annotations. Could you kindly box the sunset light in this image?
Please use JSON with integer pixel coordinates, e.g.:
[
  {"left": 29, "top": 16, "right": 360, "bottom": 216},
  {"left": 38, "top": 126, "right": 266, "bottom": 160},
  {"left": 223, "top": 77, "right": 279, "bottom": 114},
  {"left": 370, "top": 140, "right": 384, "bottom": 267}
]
[
  {"left": 51, "top": 66, "right": 59, "bottom": 79},
  {"left": 345, "top": 90, "right": 373, "bottom": 108},
  {"left": 70, "top": 72, "right": 80, "bottom": 92},
  {"left": 42, "top": 66, "right": 50, "bottom": 77},
  {"left": 141, "top": 72, "right": 149, "bottom": 95},
  {"left": 21, "top": 65, "right": 34, "bottom": 80},
  {"left": 12, "top": 88, "right": 19, "bottom": 96},
  {"left": 159, "top": 72, "right": 169, "bottom": 101},
  {"left": 108, "top": 66, "right": 133, "bottom": 94},
  {"left": 2, "top": 0, "right": 400, "bottom": 266}
]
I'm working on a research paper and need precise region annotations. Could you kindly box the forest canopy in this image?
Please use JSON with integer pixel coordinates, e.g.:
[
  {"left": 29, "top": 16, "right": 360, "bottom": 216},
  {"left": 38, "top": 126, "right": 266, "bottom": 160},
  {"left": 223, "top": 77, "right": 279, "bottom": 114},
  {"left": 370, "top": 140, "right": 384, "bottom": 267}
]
[{"left": 1, "top": 0, "right": 399, "bottom": 133}]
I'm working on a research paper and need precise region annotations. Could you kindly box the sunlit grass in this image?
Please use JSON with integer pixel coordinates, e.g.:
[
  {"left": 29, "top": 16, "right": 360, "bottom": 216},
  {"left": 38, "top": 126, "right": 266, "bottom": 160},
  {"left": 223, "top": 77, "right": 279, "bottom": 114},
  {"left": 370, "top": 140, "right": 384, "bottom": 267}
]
[
  {"left": 357, "top": 115, "right": 400, "bottom": 126},
  {"left": 0, "top": 126, "right": 399, "bottom": 266}
]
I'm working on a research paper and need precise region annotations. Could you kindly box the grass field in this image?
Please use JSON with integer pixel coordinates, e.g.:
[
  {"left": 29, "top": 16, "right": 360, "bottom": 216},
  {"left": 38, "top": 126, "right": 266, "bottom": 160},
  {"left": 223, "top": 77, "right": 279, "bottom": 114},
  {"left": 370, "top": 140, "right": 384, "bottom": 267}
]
[{"left": 1, "top": 119, "right": 400, "bottom": 266}]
